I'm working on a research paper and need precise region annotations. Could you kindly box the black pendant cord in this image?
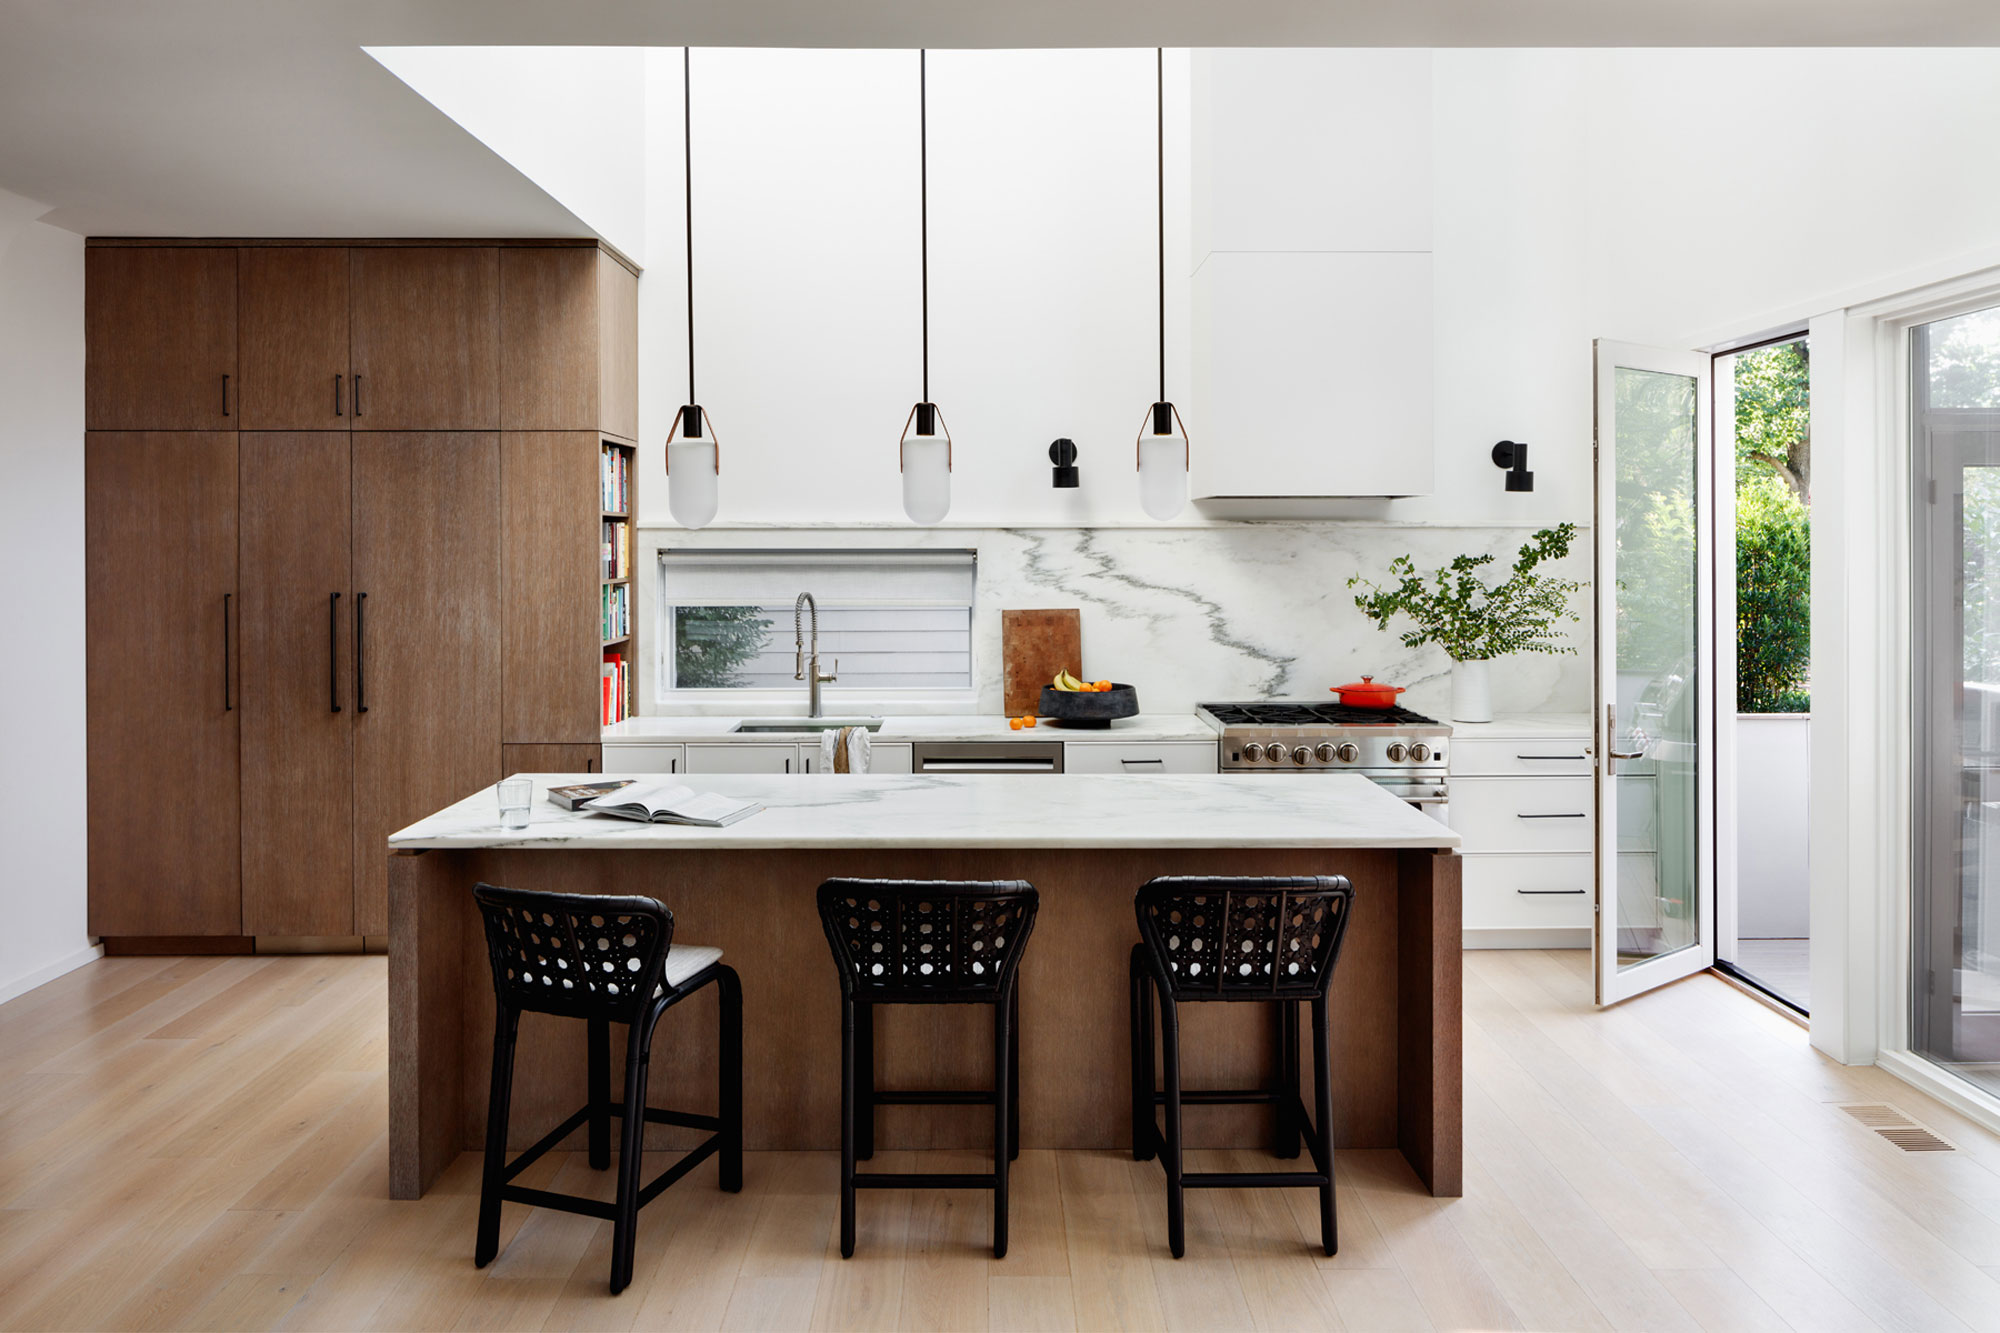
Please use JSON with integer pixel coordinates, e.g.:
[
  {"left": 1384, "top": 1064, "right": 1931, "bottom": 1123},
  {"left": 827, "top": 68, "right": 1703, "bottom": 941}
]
[
  {"left": 684, "top": 46, "right": 696, "bottom": 411},
  {"left": 1156, "top": 46, "right": 1165, "bottom": 406},
  {"left": 920, "top": 48, "right": 929, "bottom": 406}
]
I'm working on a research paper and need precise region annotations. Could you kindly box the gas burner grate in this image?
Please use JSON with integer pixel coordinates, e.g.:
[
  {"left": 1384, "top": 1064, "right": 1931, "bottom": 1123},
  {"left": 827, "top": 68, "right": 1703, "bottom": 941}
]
[{"left": 1201, "top": 701, "right": 1440, "bottom": 728}]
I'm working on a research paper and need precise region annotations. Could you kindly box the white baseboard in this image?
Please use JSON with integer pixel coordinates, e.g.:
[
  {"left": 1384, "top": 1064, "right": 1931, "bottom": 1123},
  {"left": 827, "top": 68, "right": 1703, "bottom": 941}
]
[
  {"left": 0, "top": 941, "right": 106, "bottom": 1008},
  {"left": 1463, "top": 928, "right": 1591, "bottom": 951},
  {"left": 1876, "top": 1047, "right": 2000, "bottom": 1139}
]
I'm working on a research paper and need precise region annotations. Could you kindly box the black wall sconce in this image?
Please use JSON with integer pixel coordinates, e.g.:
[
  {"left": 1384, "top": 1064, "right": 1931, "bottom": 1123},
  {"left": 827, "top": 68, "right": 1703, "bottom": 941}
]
[
  {"left": 1050, "top": 438, "right": 1079, "bottom": 488},
  {"left": 1492, "top": 440, "right": 1534, "bottom": 492}
]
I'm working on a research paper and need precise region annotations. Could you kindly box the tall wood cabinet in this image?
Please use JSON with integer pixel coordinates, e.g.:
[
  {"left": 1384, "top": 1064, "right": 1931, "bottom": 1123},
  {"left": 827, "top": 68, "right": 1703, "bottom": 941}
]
[{"left": 86, "top": 239, "right": 637, "bottom": 943}]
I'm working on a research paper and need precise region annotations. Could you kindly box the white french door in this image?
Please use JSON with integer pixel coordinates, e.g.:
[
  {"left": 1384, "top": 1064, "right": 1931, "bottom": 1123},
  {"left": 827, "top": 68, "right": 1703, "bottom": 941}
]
[{"left": 1594, "top": 340, "right": 1718, "bottom": 1005}]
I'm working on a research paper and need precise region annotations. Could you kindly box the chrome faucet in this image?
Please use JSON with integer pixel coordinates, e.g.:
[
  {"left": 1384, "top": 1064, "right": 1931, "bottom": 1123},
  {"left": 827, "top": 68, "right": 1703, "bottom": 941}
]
[{"left": 794, "top": 592, "right": 837, "bottom": 718}]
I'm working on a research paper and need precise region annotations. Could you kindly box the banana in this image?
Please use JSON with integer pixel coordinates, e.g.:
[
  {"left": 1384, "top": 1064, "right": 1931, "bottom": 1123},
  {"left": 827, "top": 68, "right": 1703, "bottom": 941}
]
[{"left": 1051, "top": 669, "right": 1087, "bottom": 692}]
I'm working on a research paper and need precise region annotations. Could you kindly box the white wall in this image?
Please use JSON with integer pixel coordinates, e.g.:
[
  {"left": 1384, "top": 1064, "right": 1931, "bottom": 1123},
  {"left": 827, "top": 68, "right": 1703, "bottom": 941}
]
[
  {"left": 1736, "top": 714, "right": 1811, "bottom": 937},
  {"left": 0, "top": 190, "right": 92, "bottom": 1003},
  {"left": 366, "top": 46, "right": 648, "bottom": 260}
]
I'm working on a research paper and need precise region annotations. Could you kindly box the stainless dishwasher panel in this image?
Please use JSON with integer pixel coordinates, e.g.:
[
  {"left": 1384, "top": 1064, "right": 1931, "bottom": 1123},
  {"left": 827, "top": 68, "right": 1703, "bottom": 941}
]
[{"left": 911, "top": 741, "right": 1064, "bottom": 773}]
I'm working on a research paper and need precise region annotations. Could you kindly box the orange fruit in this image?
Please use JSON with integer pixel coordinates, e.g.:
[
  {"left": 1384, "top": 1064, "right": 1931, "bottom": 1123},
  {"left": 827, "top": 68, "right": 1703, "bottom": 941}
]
[
  {"left": 1009, "top": 717, "right": 1023, "bottom": 730},
  {"left": 1094, "top": 680, "right": 1112, "bottom": 691}
]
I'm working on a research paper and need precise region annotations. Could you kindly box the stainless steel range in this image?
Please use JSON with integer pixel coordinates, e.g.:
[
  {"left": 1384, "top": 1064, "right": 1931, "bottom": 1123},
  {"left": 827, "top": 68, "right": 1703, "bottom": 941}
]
[{"left": 1197, "top": 700, "right": 1452, "bottom": 815}]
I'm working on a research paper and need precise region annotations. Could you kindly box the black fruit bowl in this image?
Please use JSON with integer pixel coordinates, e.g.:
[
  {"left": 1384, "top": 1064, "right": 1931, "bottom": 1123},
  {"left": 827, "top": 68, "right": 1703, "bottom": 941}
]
[{"left": 1038, "top": 683, "right": 1140, "bottom": 729}]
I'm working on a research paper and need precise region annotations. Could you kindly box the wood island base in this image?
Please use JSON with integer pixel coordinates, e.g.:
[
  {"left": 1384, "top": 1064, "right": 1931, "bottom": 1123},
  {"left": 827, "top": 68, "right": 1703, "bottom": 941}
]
[{"left": 390, "top": 843, "right": 1461, "bottom": 1201}]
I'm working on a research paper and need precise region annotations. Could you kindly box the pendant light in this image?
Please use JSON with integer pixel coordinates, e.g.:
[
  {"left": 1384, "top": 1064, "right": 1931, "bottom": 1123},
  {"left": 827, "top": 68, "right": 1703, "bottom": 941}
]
[
  {"left": 666, "top": 46, "right": 720, "bottom": 529},
  {"left": 1136, "top": 47, "right": 1189, "bottom": 521},
  {"left": 900, "top": 49, "right": 951, "bottom": 525}
]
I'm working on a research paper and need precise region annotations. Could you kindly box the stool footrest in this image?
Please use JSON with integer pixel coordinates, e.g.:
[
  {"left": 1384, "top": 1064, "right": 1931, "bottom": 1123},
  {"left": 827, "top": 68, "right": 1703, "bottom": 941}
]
[
  {"left": 502, "top": 1106, "right": 593, "bottom": 1182},
  {"left": 612, "top": 1105, "right": 723, "bottom": 1132},
  {"left": 1182, "top": 1170, "right": 1329, "bottom": 1189},
  {"left": 501, "top": 1184, "right": 617, "bottom": 1220},
  {"left": 1151, "top": 1088, "right": 1282, "bottom": 1105},
  {"left": 853, "top": 1171, "right": 997, "bottom": 1190},
  {"left": 636, "top": 1134, "right": 723, "bottom": 1209},
  {"left": 870, "top": 1089, "right": 996, "bottom": 1106}
]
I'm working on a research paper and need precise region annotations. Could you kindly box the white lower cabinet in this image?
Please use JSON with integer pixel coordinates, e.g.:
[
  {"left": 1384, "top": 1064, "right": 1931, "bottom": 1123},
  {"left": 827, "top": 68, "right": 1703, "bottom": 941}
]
[
  {"left": 683, "top": 743, "right": 800, "bottom": 775},
  {"left": 1062, "top": 741, "right": 1218, "bottom": 774},
  {"left": 602, "top": 743, "right": 685, "bottom": 775},
  {"left": 1448, "top": 716, "right": 1594, "bottom": 947},
  {"left": 1462, "top": 854, "right": 1592, "bottom": 932}
]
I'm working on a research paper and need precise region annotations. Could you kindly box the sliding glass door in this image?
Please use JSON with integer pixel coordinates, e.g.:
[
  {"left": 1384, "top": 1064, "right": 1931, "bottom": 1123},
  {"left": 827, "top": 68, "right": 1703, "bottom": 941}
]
[{"left": 1913, "top": 307, "right": 2000, "bottom": 1090}]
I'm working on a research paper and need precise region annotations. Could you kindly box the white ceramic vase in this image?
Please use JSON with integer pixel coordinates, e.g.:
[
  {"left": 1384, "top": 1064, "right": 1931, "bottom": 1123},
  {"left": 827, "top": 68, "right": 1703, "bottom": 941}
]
[{"left": 1451, "top": 658, "right": 1493, "bottom": 723}]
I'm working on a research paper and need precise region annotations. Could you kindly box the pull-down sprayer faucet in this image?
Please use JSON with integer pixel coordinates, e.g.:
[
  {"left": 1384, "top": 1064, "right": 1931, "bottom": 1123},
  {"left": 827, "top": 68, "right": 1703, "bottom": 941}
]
[{"left": 794, "top": 592, "right": 837, "bottom": 718}]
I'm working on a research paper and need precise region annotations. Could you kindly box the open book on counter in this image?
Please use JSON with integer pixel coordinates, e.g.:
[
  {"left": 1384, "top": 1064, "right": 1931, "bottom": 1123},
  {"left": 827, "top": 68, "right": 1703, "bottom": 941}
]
[{"left": 569, "top": 780, "right": 764, "bottom": 828}]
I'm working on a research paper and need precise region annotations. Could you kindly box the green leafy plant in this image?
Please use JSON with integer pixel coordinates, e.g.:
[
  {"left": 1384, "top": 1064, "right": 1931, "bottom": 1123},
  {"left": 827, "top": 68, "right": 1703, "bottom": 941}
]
[
  {"left": 673, "top": 605, "right": 772, "bottom": 688},
  {"left": 1348, "top": 525, "right": 1585, "bottom": 662},
  {"left": 1736, "top": 476, "right": 1811, "bottom": 713}
]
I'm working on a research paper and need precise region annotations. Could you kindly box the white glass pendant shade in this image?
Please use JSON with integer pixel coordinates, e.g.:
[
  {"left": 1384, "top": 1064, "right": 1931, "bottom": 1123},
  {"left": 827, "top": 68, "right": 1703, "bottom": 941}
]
[
  {"left": 666, "top": 407, "right": 719, "bottom": 529},
  {"left": 900, "top": 404, "right": 951, "bottom": 525},
  {"left": 1137, "top": 403, "right": 1188, "bottom": 521}
]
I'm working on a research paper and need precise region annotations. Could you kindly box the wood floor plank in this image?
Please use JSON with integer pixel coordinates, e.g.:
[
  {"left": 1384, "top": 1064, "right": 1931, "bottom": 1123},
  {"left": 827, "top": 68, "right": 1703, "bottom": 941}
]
[{"left": 9, "top": 948, "right": 2000, "bottom": 1333}]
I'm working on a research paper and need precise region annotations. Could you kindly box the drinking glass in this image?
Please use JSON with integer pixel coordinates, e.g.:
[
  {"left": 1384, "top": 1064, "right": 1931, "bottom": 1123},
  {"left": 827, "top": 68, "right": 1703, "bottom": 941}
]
[{"left": 497, "top": 776, "right": 533, "bottom": 830}]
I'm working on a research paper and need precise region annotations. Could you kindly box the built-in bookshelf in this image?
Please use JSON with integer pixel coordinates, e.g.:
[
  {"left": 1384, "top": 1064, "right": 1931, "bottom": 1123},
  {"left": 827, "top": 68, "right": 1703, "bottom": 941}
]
[{"left": 600, "top": 438, "right": 636, "bottom": 725}]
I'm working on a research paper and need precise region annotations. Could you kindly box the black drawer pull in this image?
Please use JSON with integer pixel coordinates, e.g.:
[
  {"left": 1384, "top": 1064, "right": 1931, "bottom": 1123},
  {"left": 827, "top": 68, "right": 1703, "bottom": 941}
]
[
  {"left": 1517, "top": 812, "right": 1587, "bottom": 819},
  {"left": 1120, "top": 758, "right": 1165, "bottom": 766},
  {"left": 1517, "top": 753, "right": 1585, "bottom": 761},
  {"left": 1516, "top": 888, "right": 1587, "bottom": 895},
  {"left": 353, "top": 374, "right": 363, "bottom": 417},
  {"left": 329, "top": 592, "right": 342, "bottom": 713},
  {"left": 221, "top": 373, "right": 230, "bottom": 417},
  {"left": 222, "top": 592, "right": 233, "bottom": 710},
  {"left": 335, "top": 373, "right": 343, "bottom": 417},
  {"left": 354, "top": 592, "right": 368, "bottom": 713}
]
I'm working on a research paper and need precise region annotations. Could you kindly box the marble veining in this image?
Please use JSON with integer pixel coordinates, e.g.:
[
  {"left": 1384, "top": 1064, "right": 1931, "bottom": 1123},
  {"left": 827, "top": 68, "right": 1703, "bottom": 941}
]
[
  {"left": 388, "top": 772, "right": 1461, "bottom": 852},
  {"left": 639, "top": 522, "right": 1591, "bottom": 719}
]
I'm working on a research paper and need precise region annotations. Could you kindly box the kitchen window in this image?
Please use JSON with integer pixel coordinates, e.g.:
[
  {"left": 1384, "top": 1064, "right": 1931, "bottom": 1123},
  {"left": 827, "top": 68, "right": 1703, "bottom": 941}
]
[{"left": 659, "top": 549, "right": 975, "bottom": 693}]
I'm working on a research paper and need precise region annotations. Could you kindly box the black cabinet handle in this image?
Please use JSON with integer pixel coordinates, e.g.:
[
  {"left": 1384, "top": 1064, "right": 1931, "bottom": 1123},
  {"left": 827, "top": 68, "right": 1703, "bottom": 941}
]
[
  {"left": 354, "top": 592, "right": 368, "bottom": 713},
  {"left": 222, "top": 592, "right": 233, "bottom": 710},
  {"left": 1516, "top": 888, "right": 1587, "bottom": 895},
  {"left": 1516, "top": 753, "right": 1585, "bottom": 761},
  {"left": 221, "top": 373, "right": 230, "bottom": 418},
  {"left": 329, "top": 592, "right": 343, "bottom": 713},
  {"left": 1517, "top": 812, "right": 1587, "bottom": 819},
  {"left": 586, "top": 757, "right": 597, "bottom": 773},
  {"left": 352, "top": 374, "right": 362, "bottom": 417},
  {"left": 335, "top": 374, "right": 343, "bottom": 417}
]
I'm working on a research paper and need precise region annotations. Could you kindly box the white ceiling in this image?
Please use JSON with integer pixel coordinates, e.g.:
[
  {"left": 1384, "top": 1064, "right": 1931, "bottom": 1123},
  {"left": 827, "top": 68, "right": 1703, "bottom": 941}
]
[{"left": 4, "top": 0, "right": 1999, "bottom": 238}]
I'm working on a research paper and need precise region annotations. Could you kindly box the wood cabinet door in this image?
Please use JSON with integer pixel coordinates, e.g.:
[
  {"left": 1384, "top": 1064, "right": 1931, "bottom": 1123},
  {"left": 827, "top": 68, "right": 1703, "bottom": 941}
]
[
  {"left": 502, "top": 743, "right": 603, "bottom": 776},
  {"left": 350, "top": 248, "right": 499, "bottom": 431},
  {"left": 85, "top": 432, "right": 241, "bottom": 935},
  {"left": 351, "top": 433, "right": 501, "bottom": 934},
  {"left": 499, "top": 249, "right": 598, "bottom": 431},
  {"left": 501, "top": 432, "right": 600, "bottom": 744},
  {"left": 86, "top": 248, "right": 237, "bottom": 430},
  {"left": 597, "top": 252, "right": 639, "bottom": 442},
  {"left": 239, "top": 432, "right": 355, "bottom": 935},
  {"left": 239, "top": 249, "right": 350, "bottom": 430}
]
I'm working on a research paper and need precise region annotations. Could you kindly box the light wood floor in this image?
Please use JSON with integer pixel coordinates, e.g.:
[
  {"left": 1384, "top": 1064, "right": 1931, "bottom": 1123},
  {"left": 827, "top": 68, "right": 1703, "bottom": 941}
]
[{"left": 5, "top": 950, "right": 2000, "bottom": 1331}]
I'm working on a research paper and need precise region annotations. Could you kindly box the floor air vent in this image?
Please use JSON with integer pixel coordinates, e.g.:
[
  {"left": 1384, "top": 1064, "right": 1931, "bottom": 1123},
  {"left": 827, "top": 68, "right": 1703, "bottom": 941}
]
[{"left": 1836, "top": 1102, "right": 1956, "bottom": 1152}]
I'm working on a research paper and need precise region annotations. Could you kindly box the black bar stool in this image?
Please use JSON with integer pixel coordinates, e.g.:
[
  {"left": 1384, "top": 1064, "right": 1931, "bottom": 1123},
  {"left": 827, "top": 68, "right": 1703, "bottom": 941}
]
[
  {"left": 816, "top": 878, "right": 1039, "bottom": 1259},
  {"left": 1129, "top": 875, "right": 1355, "bottom": 1258},
  {"left": 471, "top": 883, "right": 742, "bottom": 1295}
]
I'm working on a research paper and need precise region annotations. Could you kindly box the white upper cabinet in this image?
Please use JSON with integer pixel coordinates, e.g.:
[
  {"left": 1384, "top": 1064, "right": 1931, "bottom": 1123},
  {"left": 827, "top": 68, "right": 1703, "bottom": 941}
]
[{"left": 1190, "top": 50, "right": 1434, "bottom": 501}]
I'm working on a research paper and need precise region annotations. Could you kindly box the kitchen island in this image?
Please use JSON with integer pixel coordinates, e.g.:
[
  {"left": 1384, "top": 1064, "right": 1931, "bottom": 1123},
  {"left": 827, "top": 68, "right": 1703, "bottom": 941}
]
[{"left": 388, "top": 773, "right": 1463, "bottom": 1199}]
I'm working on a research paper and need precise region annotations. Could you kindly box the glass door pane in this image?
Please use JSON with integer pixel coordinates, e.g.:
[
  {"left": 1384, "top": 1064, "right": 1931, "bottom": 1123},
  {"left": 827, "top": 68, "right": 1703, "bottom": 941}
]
[
  {"left": 1595, "top": 341, "right": 1716, "bottom": 1005},
  {"left": 1913, "top": 306, "right": 2000, "bottom": 1093}
]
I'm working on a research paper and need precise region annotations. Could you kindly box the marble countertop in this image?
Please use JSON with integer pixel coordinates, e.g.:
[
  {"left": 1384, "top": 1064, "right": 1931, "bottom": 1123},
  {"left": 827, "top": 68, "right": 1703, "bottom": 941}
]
[
  {"left": 1447, "top": 713, "right": 1590, "bottom": 739},
  {"left": 601, "top": 713, "right": 1223, "bottom": 745},
  {"left": 388, "top": 772, "right": 1460, "bottom": 851}
]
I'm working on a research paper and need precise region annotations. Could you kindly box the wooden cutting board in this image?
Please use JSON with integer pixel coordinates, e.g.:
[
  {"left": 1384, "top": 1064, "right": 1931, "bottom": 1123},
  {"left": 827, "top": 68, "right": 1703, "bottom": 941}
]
[{"left": 1002, "top": 609, "right": 1082, "bottom": 716}]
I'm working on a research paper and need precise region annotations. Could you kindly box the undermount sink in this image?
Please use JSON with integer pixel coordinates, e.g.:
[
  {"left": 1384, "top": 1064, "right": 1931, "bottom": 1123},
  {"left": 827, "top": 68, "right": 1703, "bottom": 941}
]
[{"left": 730, "top": 718, "right": 885, "bottom": 734}]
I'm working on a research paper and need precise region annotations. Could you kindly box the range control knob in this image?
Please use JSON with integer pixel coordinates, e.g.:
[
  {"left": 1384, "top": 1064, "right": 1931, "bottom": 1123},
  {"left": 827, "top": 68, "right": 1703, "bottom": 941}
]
[
  {"left": 1241, "top": 743, "right": 1265, "bottom": 762},
  {"left": 1386, "top": 742, "right": 1409, "bottom": 762},
  {"left": 1314, "top": 742, "right": 1337, "bottom": 763},
  {"left": 1292, "top": 745, "right": 1312, "bottom": 766},
  {"left": 1335, "top": 742, "right": 1360, "bottom": 763},
  {"left": 1410, "top": 742, "right": 1432, "bottom": 763}
]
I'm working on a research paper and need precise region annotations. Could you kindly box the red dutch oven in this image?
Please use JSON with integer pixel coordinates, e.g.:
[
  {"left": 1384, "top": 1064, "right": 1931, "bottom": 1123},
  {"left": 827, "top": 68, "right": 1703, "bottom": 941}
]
[{"left": 1329, "top": 675, "right": 1405, "bottom": 709}]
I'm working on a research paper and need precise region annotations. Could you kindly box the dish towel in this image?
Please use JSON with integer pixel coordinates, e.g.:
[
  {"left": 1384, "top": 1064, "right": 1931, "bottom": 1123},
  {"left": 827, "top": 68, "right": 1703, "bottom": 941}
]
[{"left": 818, "top": 725, "right": 872, "bottom": 774}]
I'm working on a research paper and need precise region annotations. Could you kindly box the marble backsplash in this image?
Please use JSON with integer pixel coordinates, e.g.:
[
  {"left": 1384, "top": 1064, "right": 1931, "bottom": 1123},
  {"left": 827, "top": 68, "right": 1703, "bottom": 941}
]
[{"left": 637, "top": 523, "right": 1593, "bottom": 720}]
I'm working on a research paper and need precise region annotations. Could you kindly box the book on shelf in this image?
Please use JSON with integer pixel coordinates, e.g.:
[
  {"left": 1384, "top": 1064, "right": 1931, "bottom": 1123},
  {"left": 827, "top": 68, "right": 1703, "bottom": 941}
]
[
  {"left": 601, "top": 652, "right": 627, "bottom": 725},
  {"left": 582, "top": 781, "right": 763, "bottom": 828}
]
